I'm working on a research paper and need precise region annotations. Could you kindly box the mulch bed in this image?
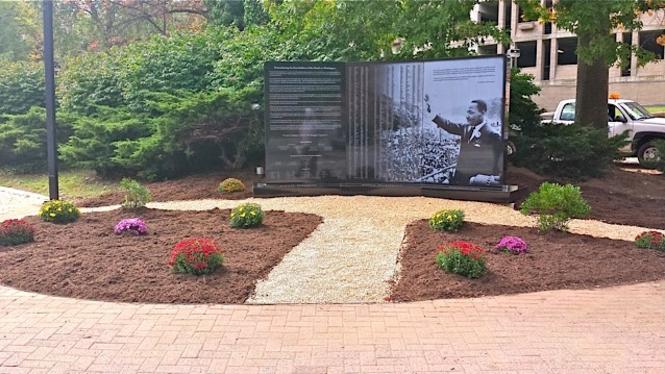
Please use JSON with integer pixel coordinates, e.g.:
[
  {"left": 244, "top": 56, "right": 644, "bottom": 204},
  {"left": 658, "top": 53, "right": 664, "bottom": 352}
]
[
  {"left": 76, "top": 170, "right": 261, "bottom": 207},
  {"left": 390, "top": 220, "right": 665, "bottom": 302},
  {"left": 0, "top": 208, "right": 322, "bottom": 304},
  {"left": 506, "top": 166, "right": 665, "bottom": 230}
]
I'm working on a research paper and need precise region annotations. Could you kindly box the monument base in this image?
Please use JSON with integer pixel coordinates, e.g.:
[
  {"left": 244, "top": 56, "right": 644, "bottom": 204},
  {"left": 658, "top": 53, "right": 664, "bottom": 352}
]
[{"left": 253, "top": 181, "right": 520, "bottom": 203}]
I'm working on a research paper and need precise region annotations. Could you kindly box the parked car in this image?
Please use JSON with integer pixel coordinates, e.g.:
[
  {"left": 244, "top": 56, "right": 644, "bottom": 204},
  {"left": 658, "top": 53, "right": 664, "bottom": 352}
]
[{"left": 545, "top": 98, "right": 665, "bottom": 167}]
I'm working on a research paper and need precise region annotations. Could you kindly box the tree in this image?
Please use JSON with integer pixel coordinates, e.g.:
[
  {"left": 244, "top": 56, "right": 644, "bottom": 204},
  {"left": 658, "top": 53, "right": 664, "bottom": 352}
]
[
  {"left": 0, "top": 2, "right": 33, "bottom": 61},
  {"left": 517, "top": 0, "right": 665, "bottom": 129}
]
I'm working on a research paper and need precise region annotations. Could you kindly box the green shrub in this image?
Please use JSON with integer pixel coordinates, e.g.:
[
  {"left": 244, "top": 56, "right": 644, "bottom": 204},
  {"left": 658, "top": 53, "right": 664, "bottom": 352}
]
[
  {"left": 508, "top": 68, "right": 543, "bottom": 132},
  {"left": 219, "top": 178, "right": 246, "bottom": 193},
  {"left": 429, "top": 209, "right": 464, "bottom": 232},
  {"left": 520, "top": 182, "right": 591, "bottom": 232},
  {"left": 0, "top": 61, "right": 44, "bottom": 116},
  {"left": 0, "top": 108, "right": 73, "bottom": 172},
  {"left": 39, "top": 200, "right": 80, "bottom": 224},
  {"left": 635, "top": 231, "right": 665, "bottom": 251},
  {"left": 512, "top": 123, "right": 627, "bottom": 180},
  {"left": 0, "top": 219, "right": 35, "bottom": 246},
  {"left": 435, "top": 241, "right": 486, "bottom": 278},
  {"left": 229, "top": 203, "right": 263, "bottom": 228},
  {"left": 57, "top": 28, "right": 265, "bottom": 179},
  {"left": 120, "top": 178, "right": 152, "bottom": 209}
]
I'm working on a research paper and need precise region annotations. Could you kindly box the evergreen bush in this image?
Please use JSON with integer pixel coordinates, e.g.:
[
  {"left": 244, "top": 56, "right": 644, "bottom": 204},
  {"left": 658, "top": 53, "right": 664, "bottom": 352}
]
[{"left": 520, "top": 182, "right": 591, "bottom": 232}]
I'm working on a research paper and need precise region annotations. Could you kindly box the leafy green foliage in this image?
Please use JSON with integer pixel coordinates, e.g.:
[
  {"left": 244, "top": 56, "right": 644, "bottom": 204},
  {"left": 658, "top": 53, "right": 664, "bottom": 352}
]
[
  {"left": 429, "top": 209, "right": 465, "bottom": 232},
  {"left": 435, "top": 242, "right": 487, "bottom": 279},
  {"left": 0, "top": 108, "right": 73, "bottom": 172},
  {"left": 0, "top": 2, "right": 33, "bottom": 61},
  {"left": 520, "top": 182, "right": 591, "bottom": 232},
  {"left": 39, "top": 200, "right": 80, "bottom": 224},
  {"left": 0, "top": 219, "right": 35, "bottom": 246},
  {"left": 169, "top": 238, "right": 224, "bottom": 276},
  {"left": 219, "top": 178, "right": 246, "bottom": 193},
  {"left": 229, "top": 203, "right": 263, "bottom": 228},
  {"left": 0, "top": 61, "right": 44, "bottom": 115},
  {"left": 516, "top": 0, "right": 662, "bottom": 67},
  {"left": 512, "top": 123, "right": 628, "bottom": 180},
  {"left": 635, "top": 231, "right": 665, "bottom": 251},
  {"left": 119, "top": 178, "right": 152, "bottom": 209},
  {"left": 59, "top": 29, "right": 263, "bottom": 178},
  {"left": 508, "top": 68, "right": 543, "bottom": 130}
]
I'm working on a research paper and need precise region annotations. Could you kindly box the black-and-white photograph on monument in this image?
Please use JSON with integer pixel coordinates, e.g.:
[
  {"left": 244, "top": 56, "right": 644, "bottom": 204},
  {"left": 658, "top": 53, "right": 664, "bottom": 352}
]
[
  {"left": 366, "top": 56, "right": 505, "bottom": 186},
  {"left": 265, "top": 56, "right": 506, "bottom": 187},
  {"left": 422, "top": 57, "right": 505, "bottom": 186}
]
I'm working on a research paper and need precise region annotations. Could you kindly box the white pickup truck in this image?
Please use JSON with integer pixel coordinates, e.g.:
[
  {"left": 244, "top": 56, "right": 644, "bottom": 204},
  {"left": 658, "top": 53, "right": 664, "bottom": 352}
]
[{"left": 548, "top": 98, "right": 665, "bottom": 167}]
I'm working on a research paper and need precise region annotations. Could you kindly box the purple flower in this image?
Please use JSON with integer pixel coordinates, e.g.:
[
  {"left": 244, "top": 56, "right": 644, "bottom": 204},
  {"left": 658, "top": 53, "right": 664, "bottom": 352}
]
[
  {"left": 114, "top": 218, "right": 148, "bottom": 236},
  {"left": 494, "top": 236, "right": 528, "bottom": 254}
]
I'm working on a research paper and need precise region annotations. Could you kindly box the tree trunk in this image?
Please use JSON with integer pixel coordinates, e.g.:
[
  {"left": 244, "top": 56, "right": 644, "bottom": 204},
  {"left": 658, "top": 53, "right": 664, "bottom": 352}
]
[{"left": 575, "top": 20, "right": 610, "bottom": 129}]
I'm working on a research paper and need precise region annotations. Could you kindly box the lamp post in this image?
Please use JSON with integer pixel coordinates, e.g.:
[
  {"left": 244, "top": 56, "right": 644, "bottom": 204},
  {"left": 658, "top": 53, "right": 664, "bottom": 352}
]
[
  {"left": 506, "top": 47, "right": 521, "bottom": 69},
  {"left": 43, "top": 0, "right": 59, "bottom": 200}
]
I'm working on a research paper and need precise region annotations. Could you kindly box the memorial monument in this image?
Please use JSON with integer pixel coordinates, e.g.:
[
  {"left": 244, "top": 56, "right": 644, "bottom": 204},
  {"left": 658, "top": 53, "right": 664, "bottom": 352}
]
[{"left": 254, "top": 56, "right": 518, "bottom": 202}]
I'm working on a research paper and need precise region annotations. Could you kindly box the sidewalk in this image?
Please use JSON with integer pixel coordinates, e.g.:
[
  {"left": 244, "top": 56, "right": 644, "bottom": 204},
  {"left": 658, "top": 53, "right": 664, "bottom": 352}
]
[{"left": 0, "top": 281, "right": 663, "bottom": 373}]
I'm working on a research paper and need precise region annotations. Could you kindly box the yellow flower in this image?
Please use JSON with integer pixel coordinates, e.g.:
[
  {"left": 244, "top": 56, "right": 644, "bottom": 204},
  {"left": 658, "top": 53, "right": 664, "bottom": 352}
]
[
  {"left": 240, "top": 213, "right": 245, "bottom": 217},
  {"left": 49, "top": 213, "right": 56, "bottom": 217}
]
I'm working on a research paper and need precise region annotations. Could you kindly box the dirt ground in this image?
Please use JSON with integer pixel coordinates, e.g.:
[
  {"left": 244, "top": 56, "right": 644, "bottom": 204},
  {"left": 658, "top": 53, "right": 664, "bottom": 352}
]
[
  {"left": 76, "top": 170, "right": 261, "bottom": 207},
  {"left": 0, "top": 208, "right": 321, "bottom": 304},
  {"left": 76, "top": 164, "right": 665, "bottom": 229},
  {"left": 506, "top": 165, "right": 665, "bottom": 229},
  {"left": 390, "top": 220, "right": 665, "bottom": 302}
]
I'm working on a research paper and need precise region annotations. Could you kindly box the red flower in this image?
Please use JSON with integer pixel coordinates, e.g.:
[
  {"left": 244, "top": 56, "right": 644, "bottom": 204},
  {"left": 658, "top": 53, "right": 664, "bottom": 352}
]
[
  {"left": 437, "top": 240, "right": 485, "bottom": 260},
  {"left": 168, "top": 238, "right": 223, "bottom": 275}
]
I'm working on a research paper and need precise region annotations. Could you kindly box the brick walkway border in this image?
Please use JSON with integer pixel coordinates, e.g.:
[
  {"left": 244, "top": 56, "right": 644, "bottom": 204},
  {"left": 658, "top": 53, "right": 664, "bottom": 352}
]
[{"left": 1, "top": 281, "right": 663, "bottom": 373}]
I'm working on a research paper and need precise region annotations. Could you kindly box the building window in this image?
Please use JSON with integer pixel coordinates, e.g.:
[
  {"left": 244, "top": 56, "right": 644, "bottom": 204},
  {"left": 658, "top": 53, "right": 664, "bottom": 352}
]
[
  {"left": 557, "top": 38, "right": 577, "bottom": 65},
  {"left": 640, "top": 29, "right": 665, "bottom": 59},
  {"left": 621, "top": 32, "right": 632, "bottom": 77},
  {"left": 478, "top": 0, "right": 499, "bottom": 25},
  {"left": 516, "top": 41, "right": 537, "bottom": 68},
  {"left": 544, "top": 0, "right": 553, "bottom": 34},
  {"left": 478, "top": 44, "right": 498, "bottom": 55}
]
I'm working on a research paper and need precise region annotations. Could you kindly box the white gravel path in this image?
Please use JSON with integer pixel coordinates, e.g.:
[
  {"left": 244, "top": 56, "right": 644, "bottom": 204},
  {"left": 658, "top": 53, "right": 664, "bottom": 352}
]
[
  {"left": 0, "top": 186, "right": 47, "bottom": 221},
  {"left": 2, "top": 192, "right": 662, "bottom": 304}
]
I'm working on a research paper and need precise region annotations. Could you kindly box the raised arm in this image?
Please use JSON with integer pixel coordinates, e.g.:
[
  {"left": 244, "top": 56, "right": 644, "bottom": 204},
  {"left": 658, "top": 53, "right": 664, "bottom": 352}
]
[{"left": 432, "top": 115, "right": 465, "bottom": 136}]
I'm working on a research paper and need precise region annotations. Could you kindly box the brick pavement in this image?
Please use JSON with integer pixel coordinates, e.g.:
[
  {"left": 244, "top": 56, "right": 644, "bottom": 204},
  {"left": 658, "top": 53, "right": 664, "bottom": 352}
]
[{"left": 0, "top": 281, "right": 663, "bottom": 373}]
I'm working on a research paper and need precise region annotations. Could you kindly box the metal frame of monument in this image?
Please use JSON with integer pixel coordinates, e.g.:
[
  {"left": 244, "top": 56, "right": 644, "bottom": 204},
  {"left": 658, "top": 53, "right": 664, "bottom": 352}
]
[{"left": 254, "top": 55, "right": 519, "bottom": 203}]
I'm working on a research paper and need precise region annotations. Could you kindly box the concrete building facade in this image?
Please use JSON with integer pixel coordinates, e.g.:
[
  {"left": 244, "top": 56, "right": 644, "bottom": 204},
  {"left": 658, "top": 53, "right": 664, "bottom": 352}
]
[{"left": 471, "top": 0, "right": 665, "bottom": 111}]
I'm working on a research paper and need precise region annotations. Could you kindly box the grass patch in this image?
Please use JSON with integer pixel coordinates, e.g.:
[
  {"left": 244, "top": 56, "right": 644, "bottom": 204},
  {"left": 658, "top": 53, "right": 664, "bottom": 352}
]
[
  {"left": 0, "top": 169, "right": 118, "bottom": 199},
  {"left": 646, "top": 105, "right": 665, "bottom": 114}
]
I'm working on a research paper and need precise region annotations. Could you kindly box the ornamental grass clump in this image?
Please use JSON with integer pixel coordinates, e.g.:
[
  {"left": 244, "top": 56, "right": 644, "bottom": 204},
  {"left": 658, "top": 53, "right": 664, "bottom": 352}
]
[
  {"left": 520, "top": 182, "right": 590, "bottom": 232},
  {"left": 429, "top": 209, "right": 465, "bottom": 232},
  {"left": 635, "top": 231, "right": 665, "bottom": 251},
  {"left": 120, "top": 178, "right": 151, "bottom": 209},
  {"left": 229, "top": 203, "right": 263, "bottom": 228},
  {"left": 168, "top": 238, "right": 223, "bottom": 275},
  {"left": 494, "top": 236, "right": 528, "bottom": 254},
  {"left": 435, "top": 241, "right": 486, "bottom": 278},
  {"left": 218, "top": 178, "right": 245, "bottom": 193},
  {"left": 39, "top": 200, "right": 80, "bottom": 223},
  {"left": 0, "top": 219, "right": 35, "bottom": 246},
  {"left": 114, "top": 218, "right": 148, "bottom": 236}
]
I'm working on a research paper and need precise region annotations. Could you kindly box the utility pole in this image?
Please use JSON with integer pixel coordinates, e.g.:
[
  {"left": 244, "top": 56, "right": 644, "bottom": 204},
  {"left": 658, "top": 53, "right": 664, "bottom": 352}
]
[{"left": 43, "top": 0, "right": 59, "bottom": 200}]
